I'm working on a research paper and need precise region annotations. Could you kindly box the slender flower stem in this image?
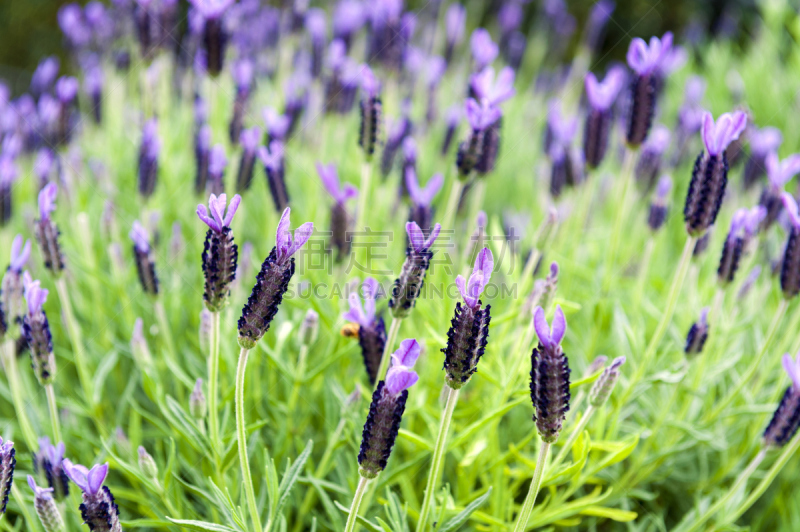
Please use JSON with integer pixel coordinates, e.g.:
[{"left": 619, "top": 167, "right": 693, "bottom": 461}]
[
  {"left": 287, "top": 345, "right": 310, "bottom": 415},
  {"left": 417, "top": 386, "right": 461, "bottom": 531},
  {"left": 512, "top": 441, "right": 551, "bottom": 532},
  {"left": 235, "top": 347, "right": 263, "bottom": 532},
  {"left": 1, "top": 339, "right": 37, "bottom": 449},
  {"left": 680, "top": 448, "right": 767, "bottom": 532},
  {"left": 441, "top": 179, "right": 465, "bottom": 233},
  {"left": 704, "top": 299, "right": 788, "bottom": 423},
  {"left": 343, "top": 476, "right": 371, "bottom": 532},
  {"left": 634, "top": 237, "right": 656, "bottom": 310},
  {"left": 356, "top": 159, "right": 373, "bottom": 233},
  {"left": 45, "top": 383, "right": 62, "bottom": 443},
  {"left": 520, "top": 249, "right": 542, "bottom": 288},
  {"left": 602, "top": 149, "right": 637, "bottom": 292},
  {"left": 54, "top": 277, "right": 92, "bottom": 403},
  {"left": 551, "top": 405, "right": 595, "bottom": 470},
  {"left": 154, "top": 299, "right": 178, "bottom": 362},
  {"left": 374, "top": 317, "right": 402, "bottom": 391},
  {"left": 208, "top": 311, "right": 221, "bottom": 460}
]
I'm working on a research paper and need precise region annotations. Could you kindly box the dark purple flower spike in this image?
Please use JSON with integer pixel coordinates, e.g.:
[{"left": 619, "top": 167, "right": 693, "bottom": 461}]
[
  {"left": 380, "top": 111, "right": 412, "bottom": 178},
  {"left": 0, "top": 437, "right": 15, "bottom": 515},
  {"left": 359, "top": 65, "right": 383, "bottom": 158},
  {"left": 717, "top": 206, "right": 765, "bottom": 285},
  {"left": 471, "top": 28, "right": 498, "bottom": 71},
  {"left": 443, "top": 248, "right": 493, "bottom": 389},
  {"left": 743, "top": 127, "right": 782, "bottom": 189},
  {"left": 34, "top": 183, "right": 66, "bottom": 277},
  {"left": 625, "top": 32, "right": 673, "bottom": 146},
  {"left": 648, "top": 175, "right": 672, "bottom": 232},
  {"left": 84, "top": 65, "right": 104, "bottom": 124},
  {"left": 390, "top": 222, "right": 442, "bottom": 318},
  {"left": 130, "top": 221, "right": 159, "bottom": 296},
  {"left": 546, "top": 104, "right": 580, "bottom": 196},
  {"left": 344, "top": 278, "right": 387, "bottom": 384},
  {"left": 530, "top": 305, "right": 570, "bottom": 443},
  {"left": 235, "top": 127, "right": 261, "bottom": 193},
  {"left": 760, "top": 152, "right": 800, "bottom": 229},
  {"left": 198, "top": 194, "right": 241, "bottom": 311},
  {"left": 685, "top": 307, "right": 710, "bottom": 356},
  {"left": 238, "top": 208, "right": 313, "bottom": 348},
  {"left": 444, "top": 3, "right": 466, "bottom": 64},
  {"left": 257, "top": 141, "right": 290, "bottom": 212},
  {"left": 684, "top": 111, "right": 747, "bottom": 236},
  {"left": 317, "top": 162, "right": 357, "bottom": 263},
  {"left": 780, "top": 193, "right": 800, "bottom": 300},
  {"left": 229, "top": 59, "right": 254, "bottom": 143},
  {"left": 763, "top": 352, "right": 800, "bottom": 447},
  {"left": 583, "top": 67, "right": 625, "bottom": 169},
  {"left": 306, "top": 8, "right": 327, "bottom": 78},
  {"left": 406, "top": 169, "right": 443, "bottom": 234},
  {"left": 635, "top": 125, "right": 670, "bottom": 192},
  {"left": 208, "top": 144, "right": 227, "bottom": 195},
  {"left": 2, "top": 235, "right": 32, "bottom": 330},
  {"left": 324, "top": 40, "right": 360, "bottom": 114},
  {"left": 138, "top": 118, "right": 160, "bottom": 198},
  {"left": 195, "top": 125, "right": 212, "bottom": 194},
  {"left": 457, "top": 98, "right": 501, "bottom": 178},
  {"left": 22, "top": 273, "right": 56, "bottom": 385},
  {"left": 358, "top": 338, "right": 420, "bottom": 478},
  {"left": 190, "top": 0, "right": 235, "bottom": 77},
  {"left": 63, "top": 460, "right": 122, "bottom": 532}
]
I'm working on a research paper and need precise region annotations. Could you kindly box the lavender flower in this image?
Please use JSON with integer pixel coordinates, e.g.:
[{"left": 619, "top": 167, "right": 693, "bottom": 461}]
[
  {"left": 238, "top": 208, "right": 313, "bottom": 348},
  {"left": 318, "top": 162, "right": 357, "bottom": 262},
  {"left": 22, "top": 273, "right": 55, "bottom": 385},
  {"left": 258, "top": 141, "right": 289, "bottom": 212},
  {"left": 130, "top": 221, "right": 159, "bottom": 296},
  {"left": 635, "top": 125, "right": 670, "bottom": 192},
  {"left": 228, "top": 59, "right": 254, "bottom": 143},
  {"left": 58, "top": 3, "right": 91, "bottom": 50},
  {"left": 84, "top": 66, "right": 103, "bottom": 124},
  {"left": 584, "top": 0, "right": 615, "bottom": 52},
  {"left": 190, "top": 0, "right": 234, "bottom": 77},
  {"left": 138, "top": 119, "right": 160, "bottom": 198},
  {"left": 685, "top": 307, "right": 709, "bottom": 356},
  {"left": 588, "top": 356, "right": 625, "bottom": 407},
  {"left": 444, "top": 4, "right": 466, "bottom": 64},
  {"left": 530, "top": 305, "right": 570, "bottom": 443},
  {"left": 359, "top": 66, "right": 382, "bottom": 158},
  {"left": 333, "top": 0, "right": 365, "bottom": 48},
  {"left": 401, "top": 137, "right": 417, "bottom": 196},
  {"left": 138, "top": 447, "right": 158, "bottom": 479},
  {"left": 471, "top": 67, "right": 515, "bottom": 175},
  {"left": 470, "top": 29, "right": 498, "bottom": 71},
  {"left": 390, "top": 222, "right": 441, "bottom": 318},
  {"left": 306, "top": 8, "right": 327, "bottom": 78},
  {"left": 366, "top": 1, "right": 412, "bottom": 71},
  {"left": 27, "top": 476, "right": 64, "bottom": 532},
  {"left": 443, "top": 248, "right": 493, "bottom": 389},
  {"left": 763, "top": 352, "right": 800, "bottom": 447},
  {"left": 457, "top": 99, "right": 500, "bottom": 178},
  {"left": 54, "top": 76, "right": 78, "bottom": 145},
  {"left": 759, "top": 152, "right": 800, "bottom": 229},
  {"left": 344, "top": 278, "right": 386, "bottom": 384},
  {"left": 0, "top": 156, "right": 18, "bottom": 226},
  {"left": 208, "top": 144, "right": 227, "bottom": 195},
  {"left": 32, "top": 438, "right": 69, "bottom": 501},
  {"left": 743, "top": 127, "right": 782, "bottom": 189},
  {"left": 625, "top": 33, "right": 673, "bottom": 146},
  {"left": 442, "top": 105, "right": 461, "bottom": 155},
  {"left": 648, "top": 175, "right": 672, "bottom": 232},
  {"left": 235, "top": 127, "right": 261, "bottom": 192},
  {"left": 283, "top": 70, "right": 310, "bottom": 137},
  {"left": 324, "top": 40, "right": 360, "bottom": 114},
  {"left": 406, "top": 169, "right": 443, "bottom": 237},
  {"left": 0, "top": 236, "right": 28, "bottom": 330},
  {"left": 263, "top": 107, "right": 290, "bottom": 144},
  {"left": 190, "top": 378, "right": 207, "bottom": 419},
  {"left": 34, "top": 184, "right": 65, "bottom": 276},
  {"left": 31, "top": 57, "right": 60, "bottom": 99},
  {"left": 546, "top": 104, "right": 579, "bottom": 196},
  {"left": 780, "top": 194, "right": 800, "bottom": 300},
  {"left": 63, "top": 461, "right": 122, "bottom": 532},
  {"left": 358, "top": 339, "right": 420, "bottom": 478},
  {"left": 673, "top": 77, "right": 706, "bottom": 166},
  {"left": 380, "top": 111, "right": 412, "bottom": 178},
  {"left": 0, "top": 437, "right": 14, "bottom": 515},
  {"left": 684, "top": 111, "right": 747, "bottom": 236},
  {"left": 198, "top": 194, "right": 241, "bottom": 311},
  {"left": 583, "top": 67, "right": 625, "bottom": 169},
  {"left": 718, "top": 207, "right": 765, "bottom": 285},
  {"left": 194, "top": 125, "right": 212, "bottom": 194}
]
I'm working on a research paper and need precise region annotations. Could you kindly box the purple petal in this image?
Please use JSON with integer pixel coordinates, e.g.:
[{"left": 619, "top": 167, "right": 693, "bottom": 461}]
[
  {"left": 406, "top": 222, "right": 425, "bottom": 252},
  {"left": 223, "top": 195, "right": 242, "bottom": 227},
  {"left": 391, "top": 338, "right": 421, "bottom": 368},
  {"left": 455, "top": 275, "right": 468, "bottom": 304},
  {"left": 62, "top": 460, "right": 90, "bottom": 493},
  {"left": 87, "top": 463, "right": 108, "bottom": 495},
  {"left": 783, "top": 352, "right": 800, "bottom": 392},
  {"left": 473, "top": 247, "right": 494, "bottom": 287},
  {"left": 288, "top": 222, "right": 314, "bottom": 256},
  {"left": 533, "top": 306, "right": 551, "bottom": 348},
  {"left": 38, "top": 182, "right": 58, "bottom": 219},
  {"left": 275, "top": 207, "right": 292, "bottom": 257},
  {"left": 197, "top": 204, "right": 220, "bottom": 232},
  {"left": 343, "top": 293, "right": 367, "bottom": 326},
  {"left": 550, "top": 305, "right": 567, "bottom": 345},
  {"left": 10, "top": 235, "right": 31, "bottom": 271},
  {"left": 423, "top": 224, "right": 442, "bottom": 250},
  {"left": 385, "top": 366, "right": 419, "bottom": 395},
  {"left": 465, "top": 271, "right": 484, "bottom": 307},
  {"left": 782, "top": 193, "right": 800, "bottom": 229}
]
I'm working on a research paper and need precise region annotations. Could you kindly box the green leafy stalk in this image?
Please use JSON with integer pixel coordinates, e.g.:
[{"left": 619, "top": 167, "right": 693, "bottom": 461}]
[
  {"left": 512, "top": 441, "right": 551, "bottom": 532},
  {"left": 208, "top": 310, "right": 221, "bottom": 463},
  {"left": 45, "top": 383, "right": 61, "bottom": 443},
  {"left": 235, "top": 347, "right": 263, "bottom": 532},
  {"left": 54, "top": 277, "right": 93, "bottom": 403},
  {"left": 343, "top": 476, "right": 371, "bottom": 532}
]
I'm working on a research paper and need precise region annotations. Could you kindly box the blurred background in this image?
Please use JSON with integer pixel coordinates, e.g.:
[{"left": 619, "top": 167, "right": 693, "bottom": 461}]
[{"left": 0, "top": 0, "right": 768, "bottom": 95}]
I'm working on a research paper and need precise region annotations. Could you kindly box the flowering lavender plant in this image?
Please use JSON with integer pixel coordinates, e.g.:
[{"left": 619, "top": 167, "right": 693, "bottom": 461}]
[
  {"left": 197, "top": 194, "right": 241, "bottom": 311},
  {"left": 389, "top": 222, "right": 441, "bottom": 318},
  {"left": 63, "top": 461, "right": 122, "bottom": 532},
  {"left": 344, "top": 278, "right": 386, "bottom": 384},
  {"left": 317, "top": 162, "right": 357, "bottom": 263}
]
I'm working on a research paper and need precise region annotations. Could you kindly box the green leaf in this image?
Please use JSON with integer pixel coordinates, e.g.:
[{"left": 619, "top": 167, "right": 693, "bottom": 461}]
[
  {"left": 166, "top": 518, "right": 237, "bottom": 532},
  {"left": 578, "top": 506, "right": 638, "bottom": 522},
  {"left": 588, "top": 435, "right": 639, "bottom": 475},
  {"left": 436, "top": 488, "right": 492, "bottom": 532},
  {"left": 271, "top": 440, "right": 313, "bottom": 531},
  {"left": 92, "top": 350, "right": 118, "bottom": 405},
  {"left": 333, "top": 501, "right": 384, "bottom": 532}
]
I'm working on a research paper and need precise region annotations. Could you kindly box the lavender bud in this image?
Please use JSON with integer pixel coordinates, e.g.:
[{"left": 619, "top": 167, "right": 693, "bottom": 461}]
[
  {"left": 22, "top": 274, "right": 56, "bottom": 385},
  {"left": 299, "top": 309, "right": 319, "bottom": 346},
  {"left": 199, "top": 310, "right": 212, "bottom": 354},
  {"left": 359, "top": 67, "right": 383, "bottom": 158},
  {"left": 718, "top": 207, "right": 765, "bottom": 285},
  {"left": 34, "top": 184, "right": 66, "bottom": 277},
  {"left": 257, "top": 141, "right": 290, "bottom": 212},
  {"left": 130, "top": 318, "right": 153, "bottom": 369},
  {"left": 130, "top": 221, "right": 159, "bottom": 296},
  {"left": 459, "top": 98, "right": 502, "bottom": 179},
  {"left": 583, "top": 68, "right": 625, "bottom": 169},
  {"left": 63, "top": 461, "right": 122, "bottom": 532},
  {"left": 27, "top": 476, "right": 64, "bottom": 532},
  {"left": 138, "top": 119, "right": 160, "bottom": 198},
  {"left": 197, "top": 194, "right": 241, "bottom": 311},
  {"left": 228, "top": 60, "right": 253, "bottom": 143},
  {"left": 763, "top": 352, "right": 800, "bottom": 447},
  {"left": 648, "top": 175, "right": 672, "bottom": 232},
  {"left": 317, "top": 162, "right": 357, "bottom": 263},
  {"left": 235, "top": 127, "right": 260, "bottom": 192},
  {"left": 84, "top": 66, "right": 103, "bottom": 125},
  {"left": 588, "top": 356, "right": 626, "bottom": 407},
  {"left": 137, "top": 447, "right": 158, "bottom": 479},
  {"left": 194, "top": 125, "right": 211, "bottom": 194},
  {"left": 238, "top": 208, "right": 313, "bottom": 348},
  {"left": 444, "top": 4, "right": 466, "bottom": 64},
  {"left": 781, "top": 194, "right": 800, "bottom": 300},
  {"left": 476, "top": 116, "right": 501, "bottom": 175},
  {"left": 685, "top": 307, "right": 709, "bottom": 356},
  {"left": 625, "top": 33, "right": 672, "bottom": 146},
  {"left": 684, "top": 112, "right": 747, "bottom": 236},
  {"left": 390, "top": 223, "right": 441, "bottom": 318},
  {"left": 584, "top": 355, "right": 609, "bottom": 378},
  {"left": 190, "top": 378, "right": 207, "bottom": 419},
  {"left": 2, "top": 235, "right": 32, "bottom": 328},
  {"left": 344, "top": 278, "right": 385, "bottom": 383},
  {"left": 443, "top": 249, "right": 493, "bottom": 389},
  {"left": 358, "top": 340, "right": 420, "bottom": 478},
  {"left": 635, "top": 126, "right": 670, "bottom": 192},
  {"left": 530, "top": 306, "right": 571, "bottom": 443},
  {"left": 0, "top": 438, "right": 15, "bottom": 515},
  {"left": 32, "top": 438, "right": 69, "bottom": 501}
]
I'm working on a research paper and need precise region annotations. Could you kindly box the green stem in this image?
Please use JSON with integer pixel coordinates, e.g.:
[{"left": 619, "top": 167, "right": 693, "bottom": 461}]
[
  {"left": 634, "top": 237, "right": 655, "bottom": 310},
  {"left": 208, "top": 310, "right": 220, "bottom": 462},
  {"left": 154, "top": 300, "right": 178, "bottom": 363},
  {"left": 417, "top": 386, "right": 461, "bottom": 531},
  {"left": 551, "top": 405, "right": 595, "bottom": 470},
  {"left": 704, "top": 298, "right": 788, "bottom": 423},
  {"left": 441, "top": 179, "right": 465, "bottom": 234},
  {"left": 374, "top": 317, "right": 402, "bottom": 391},
  {"left": 680, "top": 449, "right": 766, "bottom": 532},
  {"left": 235, "top": 347, "right": 263, "bottom": 532},
  {"left": 1, "top": 340, "right": 37, "bottom": 449},
  {"left": 45, "top": 384, "right": 62, "bottom": 443},
  {"left": 512, "top": 441, "right": 550, "bottom": 532},
  {"left": 287, "top": 345, "right": 310, "bottom": 415},
  {"left": 54, "top": 277, "right": 92, "bottom": 403},
  {"left": 343, "top": 476, "right": 371, "bottom": 532},
  {"left": 602, "top": 148, "right": 637, "bottom": 291}
]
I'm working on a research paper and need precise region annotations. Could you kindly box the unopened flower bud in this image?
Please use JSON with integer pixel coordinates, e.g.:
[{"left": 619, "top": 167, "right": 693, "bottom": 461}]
[
  {"left": 137, "top": 446, "right": 158, "bottom": 479},
  {"left": 588, "top": 356, "right": 626, "bottom": 406},
  {"left": 190, "top": 378, "right": 207, "bottom": 420},
  {"left": 299, "top": 309, "right": 319, "bottom": 346}
]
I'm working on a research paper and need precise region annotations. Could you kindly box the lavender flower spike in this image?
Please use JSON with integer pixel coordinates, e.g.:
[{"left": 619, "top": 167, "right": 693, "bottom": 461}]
[
  {"left": 358, "top": 339, "right": 420, "bottom": 478},
  {"left": 318, "top": 162, "right": 357, "bottom": 263},
  {"left": 763, "top": 351, "right": 800, "bottom": 447},
  {"left": 235, "top": 127, "right": 261, "bottom": 192},
  {"left": 258, "top": 141, "right": 290, "bottom": 212},
  {"left": 717, "top": 206, "right": 765, "bottom": 285},
  {"left": 684, "top": 111, "right": 747, "bottom": 236},
  {"left": 471, "top": 28, "right": 498, "bottom": 71},
  {"left": 62, "top": 461, "right": 122, "bottom": 532},
  {"left": 130, "top": 221, "right": 160, "bottom": 296},
  {"left": 390, "top": 222, "right": 442, "bottom": 318},
  {"left": 138, "top": 119, "right": 160, "bottom": 198},
  {"left": 471, "top": 66, "right": 516, "bottom": 107},
  {"left": 685, "top": 307, "right": 710, "bottom": 355},
  {"left": 344, "top": 278, "right": 387, "bottom": 384},
  {"left": 443, "top": 248, "right": 493, "bottom": 388},
  {"left": 190, "top": 0, "right": 235, "bottom": 77},
  {"left": 208, "top": 144, "right": 227, "bottom": 195},
  {"left": 530, "top": 305, "right": 570, "bottom": 443},
  {"left": 2, "top": 235, "right": 32, "bottom": 328},
  {"left": 0, "top": 437, "right": 15, "bottom": 515},
  {"left": 32, "top": 438, "right": 68, "bottom": 501},
  {"left": 34, "top": 184, "right": 66, "bottom": 279},
  {"left": 625, "top": 32, "right": 673, "bottom": 146},
  {"left": 635, "top": 125, "right": 670, "bottom": 191},
  {"left": 27, "top": 476, "right": 64, "bottom": 532},
  {"left": 198, "top": 194, "right": 241, "bottom": 311},
  {"left": 238, "top": 208, "right": 313, "bottom": 348},
  {"left": 648, "top": 175, "right": 672, "bottom": 232},
  {"left": 22, "top": 273, "right": 56, "bottom": 385},
  {"left": 780, "top": 193, "right": 800, "bottom": 300},
  {"left": 359, "top": 65, "right": 383, "bottom": 158},
  {"left": 760, "top": 152, "right": 800, "bottom": 229},
  {"left": 588, "top": 356, "right": 626, "bottom": 407},
  {"left": 457, "top": 98, "right": 501, "bottom": 178},
  {"left": 583, "top": 67, "right": 625, "bottom": 169},
  {"left": 444, "top": 4, "right": 466, "bottom": 63}
]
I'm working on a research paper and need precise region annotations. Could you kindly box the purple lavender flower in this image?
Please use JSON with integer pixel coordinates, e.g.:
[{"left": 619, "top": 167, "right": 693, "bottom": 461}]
[
  {"left": 471, "top": 66, "right": 516, "bottom": 108},
  {"left": 22, "top": 273, "right": 55, "bottom": 385},
  {"left": 0, "top": 156, "right": 18, "bottom": 226},
  {"left": 195, "top": 125, "right": 212, "bottom": 194},
  {"left": 442, "top": 105, "right": 461, "bottom": 155},
  {"left": 546, "top": 104, "right": 579, "bottom": 196},
  {"left": 318, "top": 162, "right": 357, "bottom": 262},
  {"left": 530, "top": 305, "right": 570, "bottom": 443},
  {"left": 444, "top": 3, "right": 466, "bottom": 64},
  {"left": 380, "top": 109, "right": 413, "bottom": 178},
  {"left": 138, "top": 118, "right": 160, "bottom": 198},
  {"left": 31, "top": 57, "right": 60, "bottom": 98},
  {"left": 718, "top": 206, "right": 765, "bottom": 285},
  {"left": 208, "top": 144, "right": 227, "bottom": 195},
  {"left": 635, "top": 125, "right": 670, "bottom": 191},
  {"left": 234, "top": 127, "right": 260, "bottom": 193},
  {"left": 84, "top": 1, "right": 115, "bottom": 47},
  {"left": 648, "top": 175, "right": 672, "bottom": 232},
  {"left": 759, "top": 152, "right": 800, "bottom": 229},
  {"left": 2, "top": 235, "right": 32, "bottom": 329},
  {"left": 344, "top": 278, "right": 386, "bottom": 384},
  {"left": 401, "top": 137, "right": 417, "bottom": 196},
  {"left": 238, "top": 208, "right": 313, "bottom": 348},
  {"left": 359, "top": 65, "right": 383, "bottom": 157},
  {"left": 0, "top": 437, "right": 15, "bottom": 515},
  {"left": 684, "top": 111, "right": 747, "bottom": 236},
  {"left": 58, "top": 3, "right": 92, "bottom": 50},
  {"left": 27, "top": 475, "right": 64, "bottom": 532},
  {"left": 306, "top": 8, "right": 327, "bottom": 78},
  {"left": 333, "top": 0, "right": 365, "bottom": 49},
  {"left": 32, "top": 438, "right": 69, "bottom": 501},
  {"left": 63, "top": 461, "right": 122, "bottom": 532},
  {"left": 358, "top": 338, "right": 420, "bottom": 478},
  {"left": 190, "top": 0, "right": 235, "bottom": 77},
  {"left": 424, "top": 56, "right": 447, "bottom": 124},
  {"left": 84, "top": 65, "right": 104, "bottom": 124},
  {"left": 588, "top": 356, "right": 625, "bottom": 407},
  {"left": 763, "top": 351, "right": 800, "bottom": 447},
  {"left": 198, "top": 194, "right": 241, "bottom": 311},
  {"left": 324, "top": 40, "right": 360, "bottom": 114},
  {"left": 263, "top": 107, "right": 290, "bottom": 144},
  {"left": 34, "top": 183, "right": 66, "bottom": 276},
  {"left": 457, "top": 99, "right": 501, "bottom": 178},
  {"left": 684, "top": 307, "right": 709, "bottom": 355},
  {"left": 470, "top": 28, "right": 498, "bottom": 71},
  {"left": 130, "top": 220, "right": 159, "bottom": 296},
  {"left": 583, "top": 67, "right": 625, "bottom": 168},
  {"left": 283, "top": 69, "right": 311, "bottom": 137},
  {"left": 406, "top": 169, "right": 443, "bottom": 235},
  {"left": 390, "top": 222, "right": 442, "bottom": 318},
  {"left": 743, "top": 127, "right": 782, "bottom": 189},
  {"left": 499, "top": 2, "right": 523, "bottom": 38},
  {"left": 625, "top": 32, "right": 673, "bottom": 146},
  {"left": 780, "top": 193, "right": 800, "bottom": 300},
  {"left": 366, "top": 0, "right": 411, "bottom": 71},
  {"left": 257, "top": 141, "right": 290, "bottom": 212},
  {"left": 584, "top": 0, "right": 615, "bottom": 52},
  {"left": 228, "top": 59, "right": 254, "bottom": 143},
  {"left": 443, "top": 248, "right": 493, "bottom": 388}
]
